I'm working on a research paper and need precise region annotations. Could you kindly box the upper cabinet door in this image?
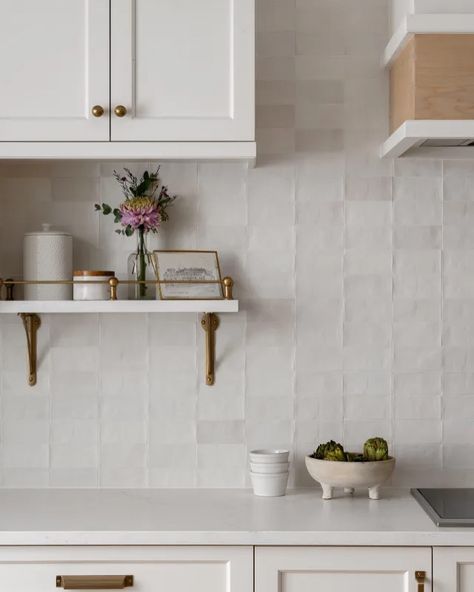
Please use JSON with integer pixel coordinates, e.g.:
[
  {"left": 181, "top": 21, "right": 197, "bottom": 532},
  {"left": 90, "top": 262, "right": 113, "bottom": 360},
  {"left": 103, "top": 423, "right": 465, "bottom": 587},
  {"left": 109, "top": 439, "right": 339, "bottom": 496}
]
[
  {"left": 110, "top": 0, "right": 255, "bottom": 142},
  {"left": 0, "top": 0, "right": 109, "bottom": 141}
]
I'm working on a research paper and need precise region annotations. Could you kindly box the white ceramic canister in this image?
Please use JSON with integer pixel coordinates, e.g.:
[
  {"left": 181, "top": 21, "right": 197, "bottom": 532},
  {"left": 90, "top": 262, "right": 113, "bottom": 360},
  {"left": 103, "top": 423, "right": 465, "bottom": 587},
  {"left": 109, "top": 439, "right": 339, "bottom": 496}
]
[
  {"left": 73, "top": 271, "right": 115, "bottom": 301},
  {"left": 23, "top": 224, "right": 73, "bottom": 300}
]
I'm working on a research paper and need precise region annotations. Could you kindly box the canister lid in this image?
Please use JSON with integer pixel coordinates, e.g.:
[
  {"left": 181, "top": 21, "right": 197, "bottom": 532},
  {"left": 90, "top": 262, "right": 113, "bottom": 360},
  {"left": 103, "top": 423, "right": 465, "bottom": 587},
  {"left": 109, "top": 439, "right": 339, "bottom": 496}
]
[
  {"left": 25, "top": 223, "right": 71, "bottom": 237},
  {"left": 73, "top": 270, "right": 115, "bottom": 277}
]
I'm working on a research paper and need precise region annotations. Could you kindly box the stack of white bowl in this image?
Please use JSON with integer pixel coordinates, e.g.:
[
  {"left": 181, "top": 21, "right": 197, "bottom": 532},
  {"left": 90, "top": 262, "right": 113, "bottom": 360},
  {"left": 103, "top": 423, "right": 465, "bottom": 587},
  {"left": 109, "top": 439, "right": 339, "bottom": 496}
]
[{"left": 249, "top": 449, "right": 289, "bottom": 496}]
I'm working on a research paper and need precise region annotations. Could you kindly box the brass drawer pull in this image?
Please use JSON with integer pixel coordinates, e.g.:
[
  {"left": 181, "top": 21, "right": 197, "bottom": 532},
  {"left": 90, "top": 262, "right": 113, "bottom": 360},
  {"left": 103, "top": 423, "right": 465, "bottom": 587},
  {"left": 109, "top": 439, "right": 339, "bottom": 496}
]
[
  {"left": 415, "top": 570, "right": 426, "bottom": 592},
  {"left": 56, "top": 575, "right": 134, "bottom": 589}
]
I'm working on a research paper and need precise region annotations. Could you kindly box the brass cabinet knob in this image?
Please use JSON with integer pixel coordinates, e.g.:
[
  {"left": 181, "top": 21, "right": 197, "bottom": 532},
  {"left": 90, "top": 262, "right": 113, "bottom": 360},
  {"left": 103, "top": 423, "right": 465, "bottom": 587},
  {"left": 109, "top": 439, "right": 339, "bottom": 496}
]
[
  {"left": 114, "top": 105, "right": 127, "bottom": 117},
  {"left": 91, "top": 105, "right": 104, "bottom": 118}
]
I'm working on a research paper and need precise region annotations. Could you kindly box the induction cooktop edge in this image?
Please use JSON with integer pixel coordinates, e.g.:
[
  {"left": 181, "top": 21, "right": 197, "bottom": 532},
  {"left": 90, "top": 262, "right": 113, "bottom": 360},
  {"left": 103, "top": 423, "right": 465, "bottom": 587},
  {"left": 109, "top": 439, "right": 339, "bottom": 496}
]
[{"left": 411, "top": 488, "right": 474, "bottom": 527}]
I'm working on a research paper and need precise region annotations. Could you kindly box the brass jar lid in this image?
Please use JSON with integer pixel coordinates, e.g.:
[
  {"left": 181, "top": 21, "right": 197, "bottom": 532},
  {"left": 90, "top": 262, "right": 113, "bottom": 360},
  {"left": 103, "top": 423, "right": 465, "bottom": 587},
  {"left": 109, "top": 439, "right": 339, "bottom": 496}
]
[{"left": 73, "top": 270, "right": 115, "bottom": 277}]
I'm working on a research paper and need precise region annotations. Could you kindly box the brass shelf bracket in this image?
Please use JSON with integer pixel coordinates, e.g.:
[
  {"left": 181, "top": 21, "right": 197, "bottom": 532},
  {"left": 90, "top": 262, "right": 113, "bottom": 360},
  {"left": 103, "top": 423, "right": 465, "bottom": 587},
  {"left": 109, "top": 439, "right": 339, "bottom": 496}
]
[
  {"left": 19, "top": 313, "right": 41, "bottom": 387},
  {"left": 201, "top": 312, "right": 220, "bottom": 386}
]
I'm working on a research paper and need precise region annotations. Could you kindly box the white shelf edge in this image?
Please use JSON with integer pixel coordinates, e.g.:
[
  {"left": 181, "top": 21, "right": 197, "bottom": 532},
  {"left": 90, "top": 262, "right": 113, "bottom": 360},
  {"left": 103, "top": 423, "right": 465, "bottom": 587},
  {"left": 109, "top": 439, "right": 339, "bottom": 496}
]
[
  {"left": 381, "top": 120, "right": 474, "bottom": 158},
  {"left": 0, "top": 300, "right": 239, "bottom": 314},
  {"left": 0, "top": 142, "right": 256, "bottom": 164},
  {"left": 383, "top": 14, "right": 474, "bottom": 66}
]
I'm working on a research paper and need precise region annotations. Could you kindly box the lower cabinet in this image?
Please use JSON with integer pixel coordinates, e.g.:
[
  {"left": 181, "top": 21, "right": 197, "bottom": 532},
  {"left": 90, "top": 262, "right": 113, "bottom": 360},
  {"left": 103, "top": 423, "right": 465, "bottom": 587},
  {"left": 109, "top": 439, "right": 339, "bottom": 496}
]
[
  {"left": 433, "top": 547, "right": 474, "bottom": 591},
  {"left": 1, "top": 544, "right": 472, "bottom": 591},
  {"left": 256, "top": 546, "right": 432, "bottom": 592},
  {"left": 0, "top": 546, "right": 252, "bottom": 592}
]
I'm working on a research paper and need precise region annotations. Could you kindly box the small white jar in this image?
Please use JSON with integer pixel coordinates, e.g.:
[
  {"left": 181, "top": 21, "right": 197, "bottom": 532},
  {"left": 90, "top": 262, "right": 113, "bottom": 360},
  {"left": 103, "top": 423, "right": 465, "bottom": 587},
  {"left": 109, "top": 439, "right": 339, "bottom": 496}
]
[{"left": 73, "top": 271, "right": 115, "bottom": 301}]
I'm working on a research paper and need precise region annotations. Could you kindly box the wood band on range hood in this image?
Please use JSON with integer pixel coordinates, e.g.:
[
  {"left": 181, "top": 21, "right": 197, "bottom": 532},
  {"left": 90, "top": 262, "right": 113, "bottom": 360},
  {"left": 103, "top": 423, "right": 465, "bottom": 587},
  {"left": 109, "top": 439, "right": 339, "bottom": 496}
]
[{"left": 390, "top": 34, "right": 474, "bottom": 134}]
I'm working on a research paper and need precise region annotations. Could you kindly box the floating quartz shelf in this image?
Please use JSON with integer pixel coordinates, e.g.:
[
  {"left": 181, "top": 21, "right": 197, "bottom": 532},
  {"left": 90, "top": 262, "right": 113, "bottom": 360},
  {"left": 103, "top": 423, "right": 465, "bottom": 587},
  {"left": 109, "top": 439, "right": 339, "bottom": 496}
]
[
  {"left": 0, "top": 272, "right": 238, "bottom": 388},
  {"left": 2, "top": 298, "right": 238, "bottom": 388},
  {"left": 0, "top": 300, "right": 239, "bottom": 314}
]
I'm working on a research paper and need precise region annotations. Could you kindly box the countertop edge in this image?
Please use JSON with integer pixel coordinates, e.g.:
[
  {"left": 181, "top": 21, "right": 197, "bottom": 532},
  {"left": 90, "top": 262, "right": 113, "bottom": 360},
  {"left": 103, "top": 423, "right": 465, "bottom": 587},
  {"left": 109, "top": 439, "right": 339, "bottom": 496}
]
[{"left": 1, "top": 531, "right": 474, "bottom": 547}]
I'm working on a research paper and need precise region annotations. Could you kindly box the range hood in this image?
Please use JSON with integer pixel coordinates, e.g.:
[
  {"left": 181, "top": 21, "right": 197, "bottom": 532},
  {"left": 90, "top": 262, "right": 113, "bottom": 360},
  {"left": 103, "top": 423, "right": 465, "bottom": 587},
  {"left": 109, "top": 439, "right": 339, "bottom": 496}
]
[
  {"left": 381, "top": 9, "right": 474, "bottom": 158},
  {"left": 422, "top": 139, "right": 474, "bottom": 147},
  {"left": 382, "top": 120, "right": 474, "bottom": 158}
]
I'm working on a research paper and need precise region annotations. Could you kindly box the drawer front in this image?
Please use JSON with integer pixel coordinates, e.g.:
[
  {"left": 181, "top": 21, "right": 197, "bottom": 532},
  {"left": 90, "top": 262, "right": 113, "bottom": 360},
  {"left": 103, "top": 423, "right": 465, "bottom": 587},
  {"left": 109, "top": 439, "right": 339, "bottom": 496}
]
[
  {"left": 256, "top": 546, "right": 432, "bottom": 592},
  {"left": 0, "top": 546, "right": 252, "bottom": 592}
]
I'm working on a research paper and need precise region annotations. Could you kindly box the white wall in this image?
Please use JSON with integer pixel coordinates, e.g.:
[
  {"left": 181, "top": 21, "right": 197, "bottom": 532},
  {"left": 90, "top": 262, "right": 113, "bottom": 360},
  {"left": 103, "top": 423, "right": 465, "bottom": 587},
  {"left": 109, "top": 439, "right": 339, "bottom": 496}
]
[{"left": 0, "top": 0, "right": 473, "bottom": 489}]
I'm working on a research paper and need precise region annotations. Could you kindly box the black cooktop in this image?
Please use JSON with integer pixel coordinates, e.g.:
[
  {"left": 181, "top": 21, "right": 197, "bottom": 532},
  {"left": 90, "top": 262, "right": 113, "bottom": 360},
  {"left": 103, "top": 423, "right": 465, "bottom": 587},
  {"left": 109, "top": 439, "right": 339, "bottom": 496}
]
[{"left": 412, "top": 488, "right": 474, "bottom": 527}]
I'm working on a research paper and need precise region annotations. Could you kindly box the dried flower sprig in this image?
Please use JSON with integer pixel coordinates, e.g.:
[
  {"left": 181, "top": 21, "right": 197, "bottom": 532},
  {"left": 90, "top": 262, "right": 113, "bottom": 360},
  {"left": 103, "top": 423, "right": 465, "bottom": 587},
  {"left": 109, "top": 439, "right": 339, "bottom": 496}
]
[{"left": 95, "top": 166, "right": 176, "bottom": 236}]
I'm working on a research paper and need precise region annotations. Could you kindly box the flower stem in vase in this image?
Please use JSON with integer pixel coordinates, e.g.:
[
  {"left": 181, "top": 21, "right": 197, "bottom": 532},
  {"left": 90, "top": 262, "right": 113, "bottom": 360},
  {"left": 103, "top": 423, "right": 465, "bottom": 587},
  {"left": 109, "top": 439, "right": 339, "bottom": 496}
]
[
  {"left": 95, "top": 166, "right": 177, "bottom": 301},
  {"left": 138, "top": 228, "right": 147, "bottom": 299}
]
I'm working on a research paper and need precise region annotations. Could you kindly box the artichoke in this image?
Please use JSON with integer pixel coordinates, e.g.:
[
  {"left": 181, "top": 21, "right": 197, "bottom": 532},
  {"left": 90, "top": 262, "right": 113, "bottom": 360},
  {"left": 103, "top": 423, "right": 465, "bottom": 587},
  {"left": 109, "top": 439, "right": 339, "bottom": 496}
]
[
  {"left": 363, "top": 437, "right": 389, "bottom": 461},
  {"left": 324, "top": 441, "right": 346, "bottom": 462},
  {"left": 313, "top": 443, "right": 329, "bottom": 460},
  {"left": 312, "top": 437, "right": 389, "bottom": 463},
  {"left": 346, "top": 452, "right": 364, "bottom": 462},
  {"left": 312, "top": 440, "right": 347, "bottom": 462}
]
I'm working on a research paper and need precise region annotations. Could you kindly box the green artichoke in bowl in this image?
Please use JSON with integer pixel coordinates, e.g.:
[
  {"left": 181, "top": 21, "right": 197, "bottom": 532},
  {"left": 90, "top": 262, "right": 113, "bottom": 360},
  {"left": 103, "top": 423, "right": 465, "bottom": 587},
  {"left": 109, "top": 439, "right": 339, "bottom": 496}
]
[
  {"left": 363, "top": 437, "right": 389, "bottom": 461},
  {"left": 312, "top": 440, "right": 347, "bottom": 462}
]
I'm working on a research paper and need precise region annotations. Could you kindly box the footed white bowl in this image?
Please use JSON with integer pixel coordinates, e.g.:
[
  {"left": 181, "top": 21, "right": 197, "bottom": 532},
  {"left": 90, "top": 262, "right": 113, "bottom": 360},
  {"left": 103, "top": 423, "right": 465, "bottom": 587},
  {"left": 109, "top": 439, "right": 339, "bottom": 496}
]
[{"left": 305, "top": 455, "right": 396, "bottom": 500}]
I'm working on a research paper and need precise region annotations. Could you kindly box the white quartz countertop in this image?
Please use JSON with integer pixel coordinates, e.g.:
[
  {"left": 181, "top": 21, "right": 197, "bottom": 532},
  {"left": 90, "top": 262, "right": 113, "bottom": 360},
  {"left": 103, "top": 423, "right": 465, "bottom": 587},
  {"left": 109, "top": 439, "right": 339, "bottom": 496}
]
[{"left": 0, "top": 488, "right": 473, "bottom": 546}]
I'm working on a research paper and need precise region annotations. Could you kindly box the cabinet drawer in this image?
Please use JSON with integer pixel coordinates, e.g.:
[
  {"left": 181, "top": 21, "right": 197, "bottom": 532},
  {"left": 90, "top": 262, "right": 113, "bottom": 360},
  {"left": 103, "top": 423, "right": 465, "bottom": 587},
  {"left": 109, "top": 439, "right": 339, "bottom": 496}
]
[
  {"left": 256, "top": 546, "right": 432, "bottom": 592},
  {"left": 433, "top": 547, "right": 474, "bottom": 591},
  {"left": 0, "top": 546, "right": 252, "bottom": 592}
]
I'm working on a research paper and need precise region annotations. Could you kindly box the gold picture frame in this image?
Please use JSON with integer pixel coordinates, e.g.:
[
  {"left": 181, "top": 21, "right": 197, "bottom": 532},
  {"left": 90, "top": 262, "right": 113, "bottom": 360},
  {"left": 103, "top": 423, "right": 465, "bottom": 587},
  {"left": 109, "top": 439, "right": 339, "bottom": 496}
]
[{"left": 154, "top": 250, "right": 224, "bottom": 300}]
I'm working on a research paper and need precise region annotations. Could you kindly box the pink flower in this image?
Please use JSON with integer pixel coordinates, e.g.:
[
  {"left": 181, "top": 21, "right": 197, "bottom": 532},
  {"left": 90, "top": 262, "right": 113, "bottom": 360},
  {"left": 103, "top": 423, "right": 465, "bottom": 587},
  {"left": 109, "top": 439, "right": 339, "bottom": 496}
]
[{"left": 120, "top": 197, "right": 161, "bottom": 231}]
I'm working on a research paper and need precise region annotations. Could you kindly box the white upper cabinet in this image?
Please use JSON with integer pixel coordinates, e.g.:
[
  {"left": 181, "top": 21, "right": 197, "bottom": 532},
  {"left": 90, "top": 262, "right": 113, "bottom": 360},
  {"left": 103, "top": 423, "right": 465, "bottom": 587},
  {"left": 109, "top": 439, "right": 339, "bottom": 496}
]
[
  {"left": 0, "top": 0, "right": 255, "bottom": 159},
  {"left": 110, "top": 0, "right": 254, "bottom": 142},
  {"left": 0, "top": 0, "right": 109, "bottom": 141}
]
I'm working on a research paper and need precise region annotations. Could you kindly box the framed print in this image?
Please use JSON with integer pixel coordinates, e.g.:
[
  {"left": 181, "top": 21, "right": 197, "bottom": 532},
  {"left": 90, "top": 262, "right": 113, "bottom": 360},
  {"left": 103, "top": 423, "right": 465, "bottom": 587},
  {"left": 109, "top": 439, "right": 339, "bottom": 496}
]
[{"left": 154, "top": 250, "right": 224, "bottom": 300}]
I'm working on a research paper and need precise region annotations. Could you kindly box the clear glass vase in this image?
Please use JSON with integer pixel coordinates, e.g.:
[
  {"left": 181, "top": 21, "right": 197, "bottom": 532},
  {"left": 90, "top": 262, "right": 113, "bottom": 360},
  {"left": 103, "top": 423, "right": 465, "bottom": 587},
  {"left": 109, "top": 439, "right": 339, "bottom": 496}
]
[{"left": 127, "top": 229, "right": 157, "bottom": 300}]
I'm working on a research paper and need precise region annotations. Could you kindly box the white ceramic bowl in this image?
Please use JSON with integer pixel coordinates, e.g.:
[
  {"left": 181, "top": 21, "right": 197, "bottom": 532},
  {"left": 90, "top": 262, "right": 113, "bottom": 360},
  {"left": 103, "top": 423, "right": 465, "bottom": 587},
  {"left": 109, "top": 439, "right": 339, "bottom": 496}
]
[
  {"left": 250, "top": 461, "right": 289, "bottom": 474},
  {"left": 305, "top": 455, "right": 396, "bottom": 500},
  {"left": 250, "top": 471, "right": 289, "bottom": 497},
  {"left": 249, "top": 449, "right": 289, "bottom": 464}
]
